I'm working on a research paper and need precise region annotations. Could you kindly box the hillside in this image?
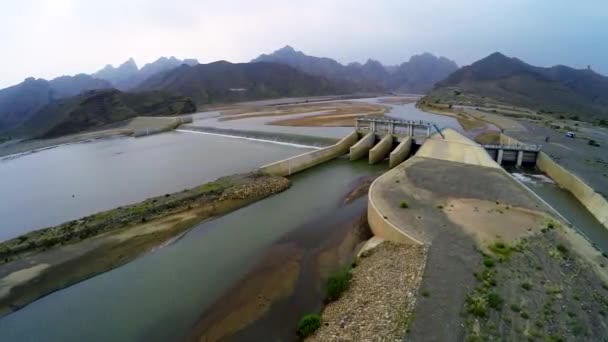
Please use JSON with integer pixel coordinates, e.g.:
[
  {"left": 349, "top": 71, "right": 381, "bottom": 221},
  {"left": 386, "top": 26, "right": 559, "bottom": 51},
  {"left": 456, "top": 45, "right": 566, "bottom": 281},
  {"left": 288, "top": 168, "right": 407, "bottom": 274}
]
[
  {"left": 92, "top": 57, "right": 199, "bottom": 90},
  {"left": 426, "top": 52, "right": 608, "bottom": 122},
  {"left": 251, "top": 46, "right": 458, "bottom": 93},
  {"left": 0, "top": 75, "right": 111, "bottom": 130},
  {"left": 18, "top": 89, "right": 196, "bottom": 138},
  {"left": 136, "top": 60, "right": 359, "bottom": 104}
]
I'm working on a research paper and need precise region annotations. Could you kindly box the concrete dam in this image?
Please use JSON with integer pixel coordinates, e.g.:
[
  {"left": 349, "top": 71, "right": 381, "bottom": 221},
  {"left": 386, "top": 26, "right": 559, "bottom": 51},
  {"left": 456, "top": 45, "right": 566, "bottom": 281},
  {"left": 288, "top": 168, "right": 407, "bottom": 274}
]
[{"left": 260, "top": 118, "right": 543, "bottom": 177}]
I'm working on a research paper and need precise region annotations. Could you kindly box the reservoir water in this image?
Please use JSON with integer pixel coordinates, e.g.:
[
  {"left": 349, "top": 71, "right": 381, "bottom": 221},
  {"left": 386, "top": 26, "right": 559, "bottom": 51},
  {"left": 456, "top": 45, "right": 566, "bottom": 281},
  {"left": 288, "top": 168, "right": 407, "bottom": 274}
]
[
  {"left": 0, "top": 156, "right": 385, "bottom": 341},
  {"left": 0, "top": 131, "right": 312, "bottom": 240}
]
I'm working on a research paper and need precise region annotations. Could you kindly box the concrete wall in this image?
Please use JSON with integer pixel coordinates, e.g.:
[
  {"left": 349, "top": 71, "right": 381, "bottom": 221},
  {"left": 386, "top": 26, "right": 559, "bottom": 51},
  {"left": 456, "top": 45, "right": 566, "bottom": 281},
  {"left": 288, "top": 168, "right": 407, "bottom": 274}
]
[
  {"left": 389, "top": 137, "right": 412, "bottom": 168},
  {"left": 537, "top": 152, "right": 608, "bottom": 229},
  {"left": 369, "top": 134, "right": 394, "bottom": 164},
  {"left": 350, "top": 132, "right": 375, "bottom": 161},
  {"left": 260, "top": 131, "right": 359, "bottom": 176},
  {"left": 132, "top": 116, "right": 193, "bottom": 137}
]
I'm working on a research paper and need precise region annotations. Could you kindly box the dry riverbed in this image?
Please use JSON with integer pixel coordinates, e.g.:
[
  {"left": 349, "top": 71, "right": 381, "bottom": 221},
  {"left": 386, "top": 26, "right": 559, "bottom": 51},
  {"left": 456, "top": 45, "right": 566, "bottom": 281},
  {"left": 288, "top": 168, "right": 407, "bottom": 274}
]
[
  {"left": 0, "top": 172, "right": 290, "bottom": 315},
  {"left": 220, "top": 101, "right": 388, "bottom": 127}
]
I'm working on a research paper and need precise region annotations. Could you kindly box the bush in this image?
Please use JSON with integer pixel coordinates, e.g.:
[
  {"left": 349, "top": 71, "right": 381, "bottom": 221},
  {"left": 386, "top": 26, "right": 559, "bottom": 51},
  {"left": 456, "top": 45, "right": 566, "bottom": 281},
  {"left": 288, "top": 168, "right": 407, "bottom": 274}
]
[
  {"left": 483, "top": 257, "right": 495, "bottom": 268},
  {"left": 297, "top": 314, "right": 321, "bottom": 338},
  {"left": 487, "top": 292, "right": 503, "bottom": 309},
  {"left": 521, "top": 282, "right": 532, "bottom": 291},
  {"left": 326, "top": 267, "right": 352, "bottom": 302},
  {"left": 400, "top": 201, "right": 409, "bottom": 209}
]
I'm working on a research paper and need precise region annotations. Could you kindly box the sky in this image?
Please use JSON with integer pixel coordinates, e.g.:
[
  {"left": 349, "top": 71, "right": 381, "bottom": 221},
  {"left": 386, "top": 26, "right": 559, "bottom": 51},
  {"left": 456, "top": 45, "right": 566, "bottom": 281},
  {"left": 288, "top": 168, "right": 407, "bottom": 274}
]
[{"left": 1, "top": 0, "right": 607, "bottom": 88}]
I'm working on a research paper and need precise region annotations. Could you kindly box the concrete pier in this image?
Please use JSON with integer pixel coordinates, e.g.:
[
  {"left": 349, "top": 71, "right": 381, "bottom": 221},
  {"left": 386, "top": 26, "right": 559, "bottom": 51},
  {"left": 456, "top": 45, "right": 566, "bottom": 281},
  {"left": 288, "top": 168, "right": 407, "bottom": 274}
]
[
  {"left": 369, "top": 135, "right": 394, "bottom": 164},
  {"left": 350, "top": 132, "right": 376, "bottom": 161},
  {"left": 389, "top": 137, "right": 412, "bottom": 168}
]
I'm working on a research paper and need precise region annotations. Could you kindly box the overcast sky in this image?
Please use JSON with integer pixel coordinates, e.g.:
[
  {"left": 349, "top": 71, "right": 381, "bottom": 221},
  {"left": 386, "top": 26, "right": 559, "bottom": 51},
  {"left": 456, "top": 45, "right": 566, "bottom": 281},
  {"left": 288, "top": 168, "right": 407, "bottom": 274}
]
[{"left": 1, "top": 0, "right": 607, "bottom": 88}]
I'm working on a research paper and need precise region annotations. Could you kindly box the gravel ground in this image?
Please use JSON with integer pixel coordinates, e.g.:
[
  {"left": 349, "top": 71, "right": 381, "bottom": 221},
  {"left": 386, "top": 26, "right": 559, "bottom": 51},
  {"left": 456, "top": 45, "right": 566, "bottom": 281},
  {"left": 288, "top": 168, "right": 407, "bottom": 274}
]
[{"left": 308, "top": 242, "right": 428, "bottom": 342}]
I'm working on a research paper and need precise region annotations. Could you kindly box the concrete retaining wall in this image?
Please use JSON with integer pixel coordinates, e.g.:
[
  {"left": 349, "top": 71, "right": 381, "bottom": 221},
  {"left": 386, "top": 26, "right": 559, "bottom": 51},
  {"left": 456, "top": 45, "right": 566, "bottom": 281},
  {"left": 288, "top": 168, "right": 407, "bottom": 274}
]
[
  {"left": 389, "top": 137, "right": 412, "bottom": 168},
  {"left": 260, "top": 131, "right": 359, "bottom": 176},
  {"left": 132, "top": 116, "right": 193, "bottom": 137},
  {"left": 537, "top": 152, "right": 608, "bottom": 228},
  {"left": 369, "top": 134, "right": 394, "bottom": 164},
  {"left": 350, "top": 132, "right": 375, "bottom": 161}
]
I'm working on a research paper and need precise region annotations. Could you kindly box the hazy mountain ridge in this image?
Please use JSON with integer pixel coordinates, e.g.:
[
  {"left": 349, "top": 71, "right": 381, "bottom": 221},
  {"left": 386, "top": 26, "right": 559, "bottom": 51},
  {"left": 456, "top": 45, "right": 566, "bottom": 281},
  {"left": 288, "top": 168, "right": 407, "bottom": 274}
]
[
  {"left": 0, "top": 75, "right": 112, "bottom": 130},
  {"left": 18, "top": 89, "right": 196, "bottom": 138},
  {"left": 251, "top": 45, "right": 458, "bottom": 93},
  {"left": 92, "top": 56, "right": 199, "bottom": 90},
  {"left": 136, "top": 60, "right": 361, "bottom": 104},
  {"left": 428, "top": 52, "right": 608, "bottom": 121}
]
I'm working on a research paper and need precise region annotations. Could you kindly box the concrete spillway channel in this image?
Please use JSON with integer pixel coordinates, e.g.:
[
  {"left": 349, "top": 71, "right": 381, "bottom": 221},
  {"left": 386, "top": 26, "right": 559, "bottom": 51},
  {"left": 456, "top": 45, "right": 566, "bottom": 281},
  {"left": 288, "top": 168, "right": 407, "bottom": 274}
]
[
  {"left": 389, "top": 137, "right": 412, "bottom": 168},
  {"left": 369, "top": 134, "right": 394, "bottom": 164},
  {"left": 349, "top": 132, "right": 376, "bottom": 161},
  {"left": 262, "top": 131, "right": 416, "bottom": 177}
]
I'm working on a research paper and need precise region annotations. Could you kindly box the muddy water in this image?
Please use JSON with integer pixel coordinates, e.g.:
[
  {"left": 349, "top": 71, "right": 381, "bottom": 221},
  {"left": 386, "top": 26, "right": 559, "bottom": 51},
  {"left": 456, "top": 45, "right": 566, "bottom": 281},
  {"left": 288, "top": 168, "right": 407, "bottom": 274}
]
[
  {"left": 190, "top": 187, "right": 372, "bottom": 341},
  {"left": 0, "top": 159, "right": 385, "bottom": 342},
  {"left": 511, "top": 170, "right": 608, "bottom": 253}
]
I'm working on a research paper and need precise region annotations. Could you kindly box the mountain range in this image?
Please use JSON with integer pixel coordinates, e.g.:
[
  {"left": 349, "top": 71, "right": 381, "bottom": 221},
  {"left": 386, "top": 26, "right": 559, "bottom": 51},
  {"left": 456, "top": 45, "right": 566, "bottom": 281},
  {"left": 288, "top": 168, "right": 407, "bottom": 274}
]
[
  {"left": 251, "top": 46, "right": 458, "bottom": 93},
  {"left": 92, "top": 56, "right": 199, "bottom": 90},
  {"left": 0, "top": 75, "right": 111, "bottom": 130},
  {"left": 0, "top": 56, "right": 198, "bottom": 133},
  {"left": 135, "top": 60, "right": 358, "bottom": 104},
  {"left": 427, "top": 52, "right": 608, "bottom": 121},
  {"left": 17, "top": 89, "right": 196, "bottom": 139}
]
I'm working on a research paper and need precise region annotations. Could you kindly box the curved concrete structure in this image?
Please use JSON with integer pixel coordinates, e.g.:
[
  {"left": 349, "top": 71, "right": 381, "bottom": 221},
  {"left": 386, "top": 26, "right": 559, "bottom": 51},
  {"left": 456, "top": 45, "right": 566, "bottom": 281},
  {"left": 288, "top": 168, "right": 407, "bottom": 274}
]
[
  {"left": 260, "top": 131, "right": 358, "bottom": 176},
  {"left": 389, "top": 137, "right": 412, "bottom": 168},
  {"left": 368, "top": 134, "right": 394, "bottom": 164},
  {"left": 367, "top": 162, "right": 425, "bottom": 245},
  {"left": 537, "top": 152, "right": 608, "bottom": 229},
  {"left": 349, "top": 132, "right": 375, "bottom": 161}
]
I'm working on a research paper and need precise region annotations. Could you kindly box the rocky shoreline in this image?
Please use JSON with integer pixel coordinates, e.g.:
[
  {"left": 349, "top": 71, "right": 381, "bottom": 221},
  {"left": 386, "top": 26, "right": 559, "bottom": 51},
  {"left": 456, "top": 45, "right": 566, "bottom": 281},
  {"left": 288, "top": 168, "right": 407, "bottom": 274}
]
[{"left": 309, "top": 241, "right": 428, "bottom": 341}]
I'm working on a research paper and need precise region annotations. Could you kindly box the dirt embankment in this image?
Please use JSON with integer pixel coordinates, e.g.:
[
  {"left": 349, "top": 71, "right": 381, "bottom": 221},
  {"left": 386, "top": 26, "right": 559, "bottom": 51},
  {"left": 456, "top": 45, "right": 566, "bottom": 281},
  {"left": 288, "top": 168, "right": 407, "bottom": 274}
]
[{"left": 0, "top": 172, "right": 290, "bottom": 316}]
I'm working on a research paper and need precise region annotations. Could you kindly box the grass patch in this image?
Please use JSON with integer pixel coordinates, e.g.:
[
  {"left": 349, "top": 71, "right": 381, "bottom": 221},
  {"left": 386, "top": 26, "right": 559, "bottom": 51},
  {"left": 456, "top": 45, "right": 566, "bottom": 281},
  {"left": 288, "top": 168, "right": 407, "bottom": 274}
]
[
  {"left": 326, "top": 267, "right": 352, "bottom": 302},
  {"left": 297, "top": 314, "right": 321, "bottom": 338},
  {"left": 400, "top": 201, "right": 409, "bottom": 209},
  {"left": 488, "top": 241, "right": 513, "bottom": 258}
]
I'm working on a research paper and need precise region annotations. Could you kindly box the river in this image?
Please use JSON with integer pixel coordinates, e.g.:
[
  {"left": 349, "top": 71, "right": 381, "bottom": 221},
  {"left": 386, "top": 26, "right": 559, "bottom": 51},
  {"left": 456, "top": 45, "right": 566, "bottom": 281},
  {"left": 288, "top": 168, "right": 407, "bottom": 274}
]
[
  {"left": 0, "top": 158, "right": 384, "bottom": 341},
  {"left": 0, "top": 131, "right": 312, "bottom": 240}
]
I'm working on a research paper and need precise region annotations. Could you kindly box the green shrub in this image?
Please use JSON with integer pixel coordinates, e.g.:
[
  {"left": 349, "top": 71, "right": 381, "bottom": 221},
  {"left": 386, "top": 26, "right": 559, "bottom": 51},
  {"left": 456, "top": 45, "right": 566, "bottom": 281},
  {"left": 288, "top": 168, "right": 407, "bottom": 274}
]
[
  {"left": 483, "top": 257, "right": 495, "bottom": 268},
  {"left": 400, "top": 201, "right": 409, "bottom": 209},
  {"left": 326, "top": 267, "right": 352, "bottom": 302},
  {"left": 466, "top": 293, "right": 488, "bottom": 317},
  {"left": 297, "top": 314, "right": 321, "bottom": 338},
  {"left": 510, "top": 304, "right": 521, "bottom": 312},
  {"left": 487, "top": 292, "right": 503, "bottom": 309},
  {"left": 521, "top": 282, "right": 532, "bottom": 291}
]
